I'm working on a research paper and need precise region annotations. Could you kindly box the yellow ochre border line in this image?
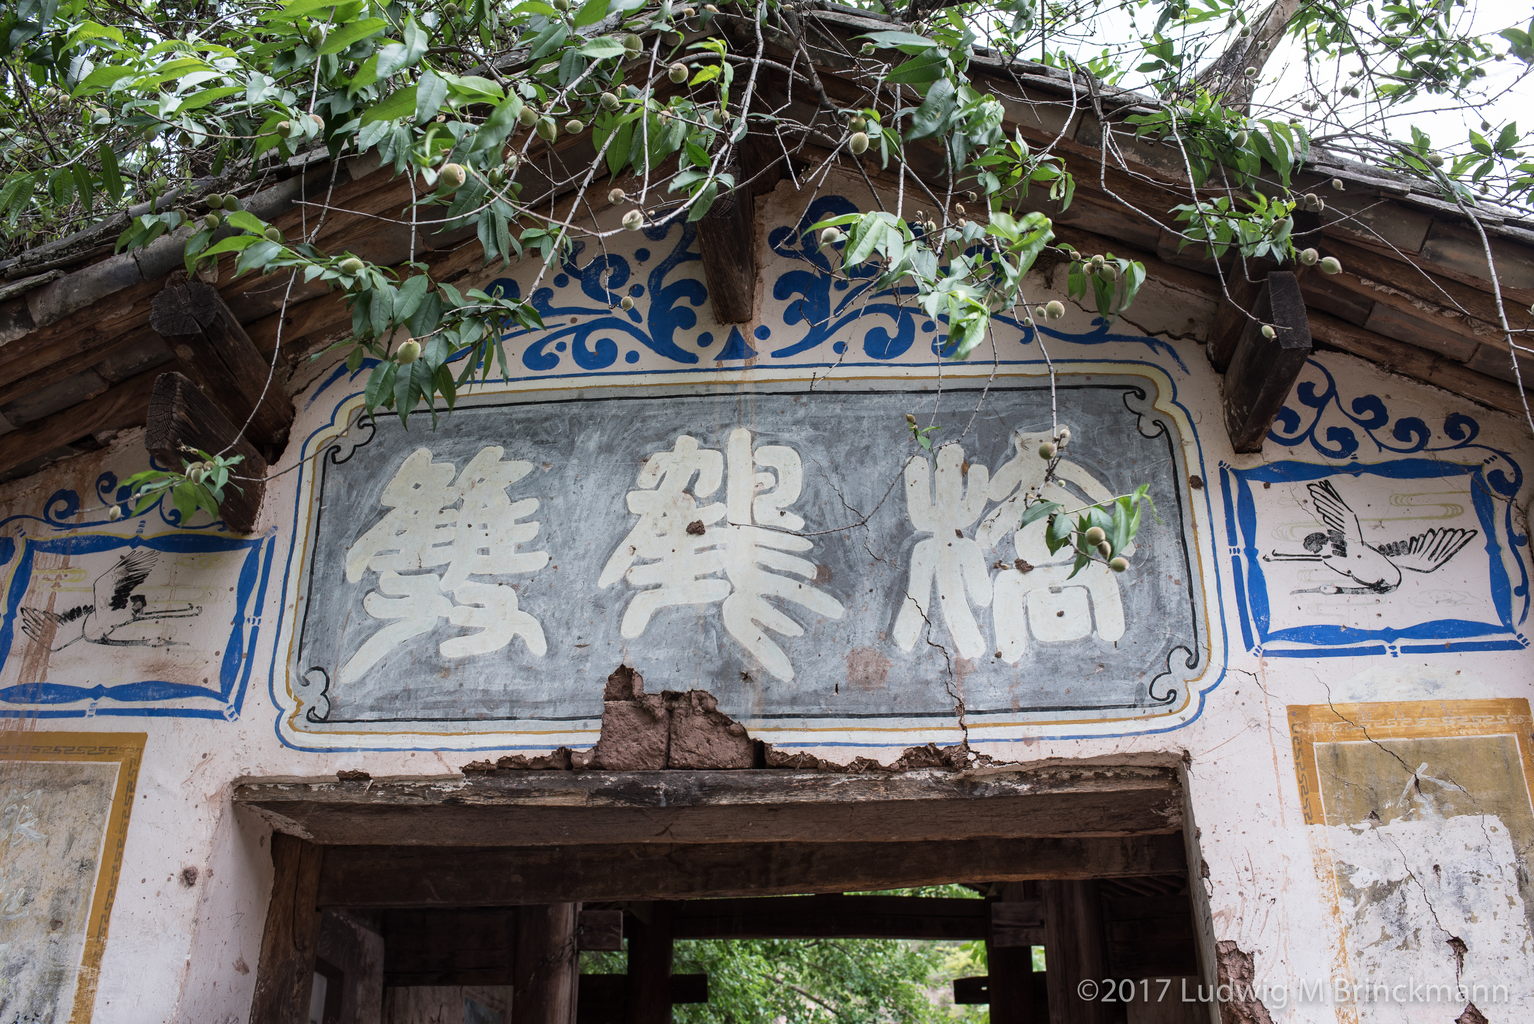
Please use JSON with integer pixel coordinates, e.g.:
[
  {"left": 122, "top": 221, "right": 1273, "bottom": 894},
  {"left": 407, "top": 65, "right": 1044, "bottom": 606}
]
[
  {"left": 279, "top": 364, "right": 1212, "bottom": 740},
  {"left": 1287, "top": 698, "right": 1534, "bottom": 1024},
  {"left": 0, "top": 730, "right": 146, "bottom": 1024}
]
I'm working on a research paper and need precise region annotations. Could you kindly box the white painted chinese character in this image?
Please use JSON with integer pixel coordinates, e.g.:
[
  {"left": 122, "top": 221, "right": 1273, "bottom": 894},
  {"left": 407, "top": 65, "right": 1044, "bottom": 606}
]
[
  {"left": 981, "top": 428, "right": 1127, "bottom": 664},
  {"left": 893, "top": 444, "right": 993, "bottom": 660},
  {"left": 341, "top": 446, "right": 548, "bottom": 682},
  {"left": 601, "top": 429, "right": 843, "bottom": 681}
]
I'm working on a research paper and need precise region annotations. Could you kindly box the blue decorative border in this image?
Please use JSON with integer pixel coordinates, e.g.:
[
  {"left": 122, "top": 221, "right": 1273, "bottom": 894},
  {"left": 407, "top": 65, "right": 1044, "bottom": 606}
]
[
  {"left": 1220, "top": 362, "right": 1529, "bottom": 657},
  {"left": 0, "top": 472, "right": 277, "bottom": 720}
]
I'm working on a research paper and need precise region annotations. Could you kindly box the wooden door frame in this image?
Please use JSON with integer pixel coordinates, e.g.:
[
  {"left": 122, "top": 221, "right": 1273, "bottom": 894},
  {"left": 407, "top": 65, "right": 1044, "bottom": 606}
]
[{"left": 239, "top": 764, "right": 1216, "bottom": 1023}]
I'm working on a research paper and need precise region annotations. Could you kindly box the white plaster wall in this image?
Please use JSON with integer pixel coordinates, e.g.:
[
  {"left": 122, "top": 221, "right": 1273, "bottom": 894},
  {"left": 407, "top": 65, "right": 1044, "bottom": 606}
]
[{"left": 0, "top": 168, "right": 1526, "bottom": 1023}]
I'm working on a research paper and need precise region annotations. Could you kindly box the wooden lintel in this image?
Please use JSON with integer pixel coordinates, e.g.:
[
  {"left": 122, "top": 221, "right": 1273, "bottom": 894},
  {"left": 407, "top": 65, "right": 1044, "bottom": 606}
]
[
  {"left": 249, "top": 833, "right": 325, "bottom": 1024},
  {"left": 695, "top": 187, "right": 758, "bottom": 324},
  {"left": 314, "top": 835, "right": 1188, "bottom": 908},
  {"left": 1222, "top": 270, "right": 1313, "bottom": 453},
  {"left": 236, "top": 767, "right": 1184, "bottom": 847},
  {"left": 149, "top": 276, "right": 295, "bottom": 455},
  {"left": 144, "top": 371, "right": 268, "bottom": 533}
]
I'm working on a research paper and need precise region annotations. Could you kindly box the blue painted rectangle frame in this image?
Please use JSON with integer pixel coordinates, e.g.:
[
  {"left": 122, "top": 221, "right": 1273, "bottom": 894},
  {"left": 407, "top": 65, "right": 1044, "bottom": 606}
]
[
  {"left": 0, "top": 530, "right": 277, "bottom": 720},
  {"left": 1221, "top": 457, "right": 1528, "bottom": 657}
]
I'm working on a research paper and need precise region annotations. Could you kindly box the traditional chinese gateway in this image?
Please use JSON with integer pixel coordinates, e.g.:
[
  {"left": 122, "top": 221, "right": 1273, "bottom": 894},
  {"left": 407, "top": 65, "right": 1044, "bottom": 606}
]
[{"left": 1, "top": 11, "right": 1533, "bottom": 1024}]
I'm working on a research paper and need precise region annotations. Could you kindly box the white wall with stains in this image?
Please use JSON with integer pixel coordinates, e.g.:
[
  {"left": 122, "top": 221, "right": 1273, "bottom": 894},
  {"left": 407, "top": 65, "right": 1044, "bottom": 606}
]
[{"left": 0, "top": 171, "right": 1528, "bottom": 1023}]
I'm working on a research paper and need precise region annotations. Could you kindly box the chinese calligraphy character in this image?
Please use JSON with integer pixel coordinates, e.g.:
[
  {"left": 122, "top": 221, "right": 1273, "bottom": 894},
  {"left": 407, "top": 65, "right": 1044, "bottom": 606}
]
[
  {"left": 601, "top": 429, "right": 843, "bottom": 681},
  {"left": 982, "top": 428, "right": 1127, "bottom": 663},
  {"left": 341, "top": 446, "right": 548, "bottom": 682},
  {"left": 893, "top": 444, "right": 993, "bottom": 660}
]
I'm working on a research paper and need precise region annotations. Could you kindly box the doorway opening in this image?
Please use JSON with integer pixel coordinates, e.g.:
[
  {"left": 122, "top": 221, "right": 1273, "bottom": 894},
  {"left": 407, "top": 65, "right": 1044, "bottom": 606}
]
[{"left": 238, "top": 761, "right": 1208, "bottom": 1024}]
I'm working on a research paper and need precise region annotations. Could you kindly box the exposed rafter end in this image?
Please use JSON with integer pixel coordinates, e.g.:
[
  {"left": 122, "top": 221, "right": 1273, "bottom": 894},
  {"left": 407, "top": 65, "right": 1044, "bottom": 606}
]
[
  {"left": 1222, "top": 271, "right": 1314, "bottom": 453},
  {"left": 144, "top": 371, "right": 268, "bottom": 534}
]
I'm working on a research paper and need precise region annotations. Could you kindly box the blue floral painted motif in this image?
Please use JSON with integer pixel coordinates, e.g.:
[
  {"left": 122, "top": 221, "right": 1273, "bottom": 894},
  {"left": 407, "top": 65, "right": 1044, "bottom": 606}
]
[
  {"left": 1270, "top": 359, "right": 1523, "bottom": 498},
  {"left": 507, "top": 219, "right": 708, "bottom": 372}
]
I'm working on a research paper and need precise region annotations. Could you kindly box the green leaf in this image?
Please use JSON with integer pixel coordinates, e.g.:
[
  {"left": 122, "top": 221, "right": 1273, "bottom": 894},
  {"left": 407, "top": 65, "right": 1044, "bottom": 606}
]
[
  {"left": 906, "top": 77, "right": 955, "bottom": 140},
  {"left": 99, "top": 145, "right": 122, "bottom": 202},
  {"left": 885, "top": 53, "right": 946, "bottom": 86},
  {"left": 225, "top": 210, "right": 266, "bottom": 234},
  {"left": 414, "top": 70, "right": 447, "bottom": 124},
  {"left": 234, "top": 239, "right": 282, "bottom": 276},
  {"left": 573, "top": 0, "right": 610, "bottom": 28},
  {"left": 319, "top": 18, "right": 387, "bottom": 54},
  {"left": 362, "top": 86, "right": 416, "bottom": 124},
  {"left": 1019, "top": 500, "right": 1061, "bottom": 528},
  {"left": 687, "top": 180, "right": 719, "bottom": 221},
  {"left": 369, "top": 286, "right": 392, "bottom": 337},
  {"left": 394, "top": 275, "right": 430, "bottom": 320},
  {"left": 579, "top": 36, "right": 627, "bottom": 58},
  {"left": 365, "top": 360, "right": 397, "bottom": 411},
  {"left": 529, "top": 21, "right": 569, "bottom": 60}
]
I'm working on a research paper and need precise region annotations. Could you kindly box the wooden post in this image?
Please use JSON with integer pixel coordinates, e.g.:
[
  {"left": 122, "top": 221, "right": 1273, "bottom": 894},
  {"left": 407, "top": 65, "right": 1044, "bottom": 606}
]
[
  {"left": 987, "top": 884, "right": 1042, "bottom": 1024},
  {"left": 149, "top": 276, "right": 295, "bottom": 455},
  {"left": 1040, "top": 880, "right": 1121, "bottom": 1024},
  {"left": 1221, "top": 270, "right": 1313, "bottom": 453},
  {"left": 144, "top": 371, "right": 267, "bottom": 533},
  {"left": 514, "top": 903, "right": 581, "bottom": 1024},
  {"left": 695, "top": 184, "right": 757, "bottom": 325},
  {"left": 625, "top": 901, "right": 675, "bottom": 1024},
  {"left": 249, "top": 833, "right": 325, "bottom": 1024}
]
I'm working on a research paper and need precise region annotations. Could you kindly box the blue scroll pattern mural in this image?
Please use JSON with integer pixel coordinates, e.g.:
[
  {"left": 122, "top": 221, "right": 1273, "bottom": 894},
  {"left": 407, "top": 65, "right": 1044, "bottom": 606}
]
[
  {"left": 1222, "top": 360, "right": 1528, "bottom": 657},
  {"left": 0, "top": 471, "right": 277, "bottom": 720}
]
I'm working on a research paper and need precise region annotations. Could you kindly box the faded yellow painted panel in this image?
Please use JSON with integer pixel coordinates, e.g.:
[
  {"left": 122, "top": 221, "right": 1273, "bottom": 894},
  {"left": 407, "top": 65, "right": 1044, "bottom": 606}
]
[
  {"left": 1289, "top": 700, "right": 1534, "bottom": 1022},
  {"left": 0, "top": 731, "right": 144, "bottom": 1024}
]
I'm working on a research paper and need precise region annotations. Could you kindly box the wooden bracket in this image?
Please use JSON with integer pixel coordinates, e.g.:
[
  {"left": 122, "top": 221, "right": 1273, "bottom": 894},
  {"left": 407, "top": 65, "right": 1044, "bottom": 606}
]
[
  {"left": 1222, "top": 270, "right": 1313, "bottom": 453},
  {"left": 1205, "top": 255, "right": 1278, "bottom": 372},
  {"left": 150, "top": 277, "right": 294, "bottom": 456},
  {"left": 695, "top": 184, "right": 758, "bottom": 325},
  {"left": 145, "top": 371, "right": 267, "bottom": 534}
]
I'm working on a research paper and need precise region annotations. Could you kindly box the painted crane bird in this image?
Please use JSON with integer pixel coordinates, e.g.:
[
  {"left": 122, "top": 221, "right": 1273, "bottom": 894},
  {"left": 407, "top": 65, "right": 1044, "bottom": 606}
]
[
  {"left": 19, "top": 550, "right": 201, "bottom": 650},
  {"left": 1265, "top": 480, "right": 1478, "bottom": 594}
]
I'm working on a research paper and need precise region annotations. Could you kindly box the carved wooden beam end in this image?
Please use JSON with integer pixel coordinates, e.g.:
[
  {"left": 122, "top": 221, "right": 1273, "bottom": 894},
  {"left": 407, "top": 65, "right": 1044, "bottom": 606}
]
[
  {"left": 149, "top": 277, "right": 295, "bottom": 457},
  {"left": 145, "top": 371, "right": 267, "bottom": 534},
  {"left": 695, "top": 187, "right": 759, "bottom": 325},
  {"left": 1222, "top": 271, "right": 1314, "bottom": 454}
]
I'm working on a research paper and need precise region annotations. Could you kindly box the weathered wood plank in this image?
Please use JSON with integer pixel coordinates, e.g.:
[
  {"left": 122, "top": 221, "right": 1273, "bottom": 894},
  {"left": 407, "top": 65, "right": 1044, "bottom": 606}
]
[
  {"left": 237, "top": 767, "right": 1183, "bottom": 847},
  {"left": 1222, "top": 271, "right": 1313, "bottom": 453},
  {"left": 0, "top": 366, "right": 161, "bottom": 478},
  {"left": 249, "top": 833, "right": 325, "bottom": 1024},
  {"left": 316, "top": 909, "right": 385, "bottom": 1024},
  {"left": 315, "top": 835, "right": 1188, "bottom": 908},
  {"left": 144, "top": 371, "right": 267, "bottom": 533},
  {"left": 150, "top": 276, "right": 295, "bottom": 454},
  {"left": 1307, "top": 308, "right": 1533, "bottom": 417}
]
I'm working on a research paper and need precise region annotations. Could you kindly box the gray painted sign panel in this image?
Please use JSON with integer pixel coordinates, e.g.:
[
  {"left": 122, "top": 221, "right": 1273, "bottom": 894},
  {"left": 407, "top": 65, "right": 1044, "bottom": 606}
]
[{"left": 289, "top": 378, "right": 1202, "bottom": 736}]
